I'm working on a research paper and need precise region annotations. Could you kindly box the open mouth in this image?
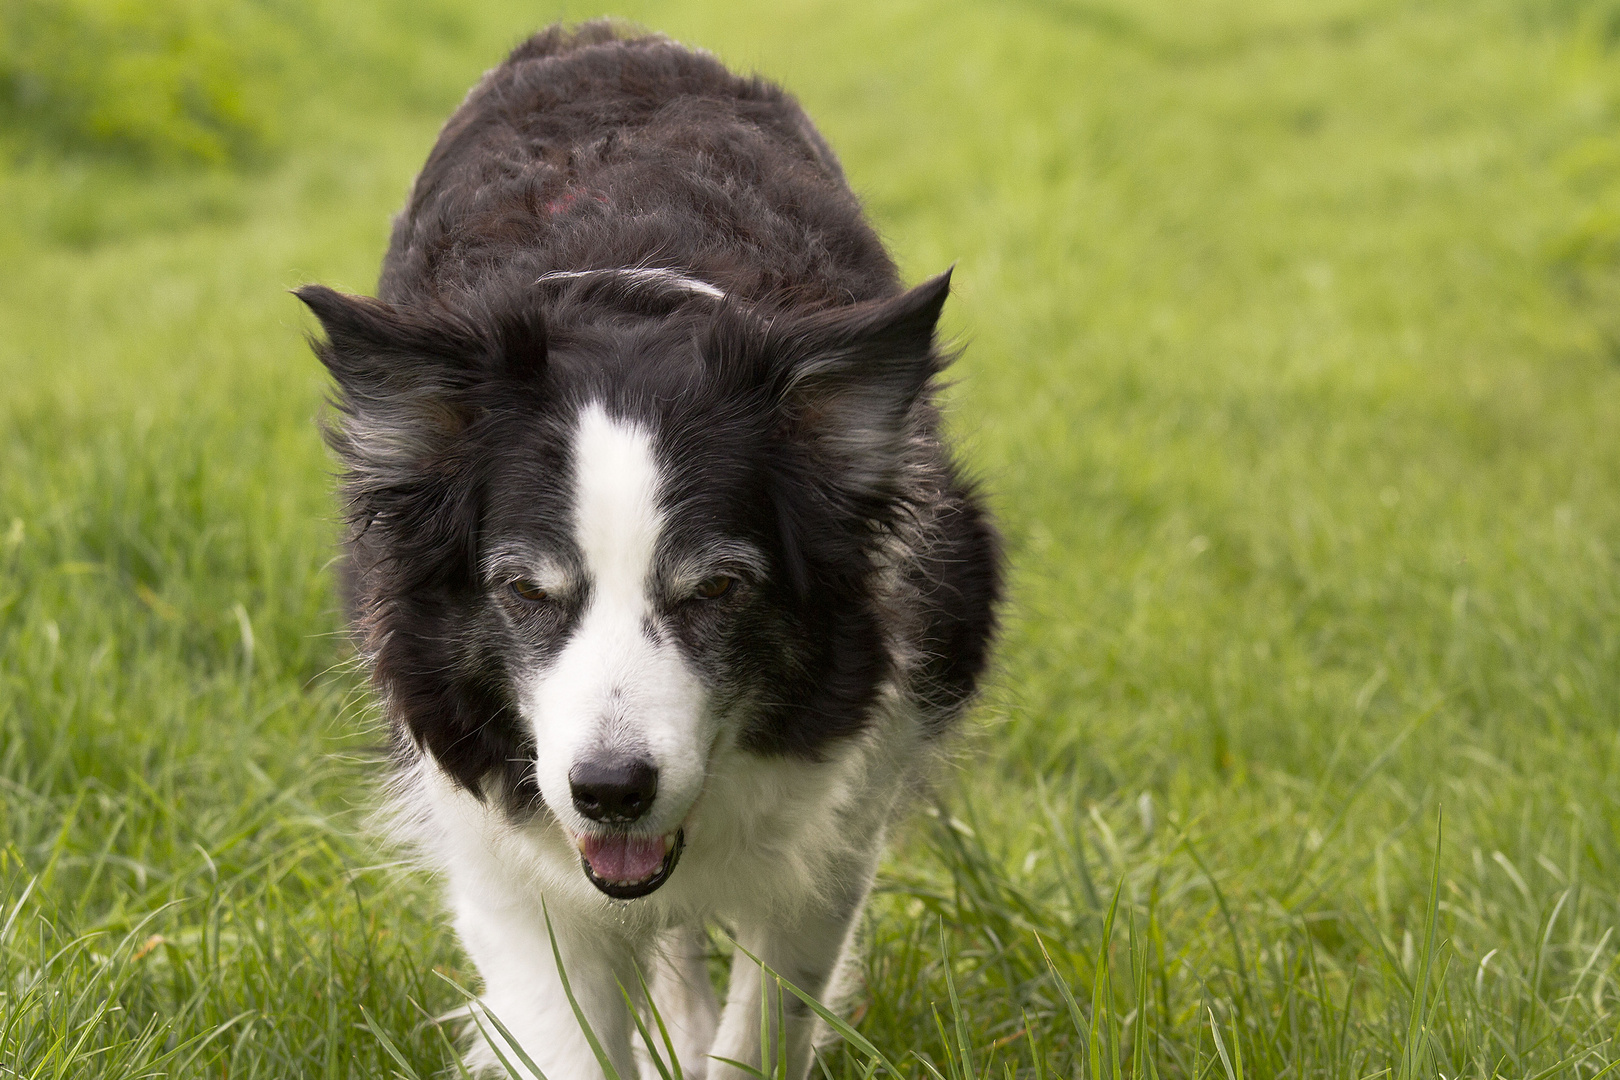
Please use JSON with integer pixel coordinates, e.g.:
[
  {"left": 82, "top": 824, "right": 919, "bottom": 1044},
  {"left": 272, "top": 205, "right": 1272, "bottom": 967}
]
[{"left": 577, "top": 829, "right": 684, "bottom": 899}]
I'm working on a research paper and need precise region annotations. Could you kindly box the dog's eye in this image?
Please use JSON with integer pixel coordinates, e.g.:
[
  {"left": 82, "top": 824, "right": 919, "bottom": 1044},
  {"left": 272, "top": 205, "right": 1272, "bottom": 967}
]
[
  {"left": 692, "top": 575, "right": 734, "bottom": 600},
  {"left": 509, "top": 579, "right": 550, "bottom": 603}
]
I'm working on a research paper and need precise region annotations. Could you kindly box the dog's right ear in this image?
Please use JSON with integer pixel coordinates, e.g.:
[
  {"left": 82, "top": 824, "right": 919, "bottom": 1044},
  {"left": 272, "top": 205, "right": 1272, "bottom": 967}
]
[
  {"left": 295, "top": 285, "right": 484, "bottom": 394},
  {"left": 295, "top": 285, "right": 494, "bottom": 468}
]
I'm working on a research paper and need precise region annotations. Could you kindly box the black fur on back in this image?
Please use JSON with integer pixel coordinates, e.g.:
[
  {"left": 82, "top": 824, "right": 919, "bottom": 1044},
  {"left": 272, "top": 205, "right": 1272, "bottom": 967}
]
[{"left": 297, "top": 21, "right": 1001, "bottom": 813}]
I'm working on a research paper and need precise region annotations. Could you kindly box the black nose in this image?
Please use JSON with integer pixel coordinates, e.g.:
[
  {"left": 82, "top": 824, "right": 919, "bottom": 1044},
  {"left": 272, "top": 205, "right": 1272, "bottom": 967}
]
[{"left": 569, "top": 757, "right": 658, "bottom": 824}]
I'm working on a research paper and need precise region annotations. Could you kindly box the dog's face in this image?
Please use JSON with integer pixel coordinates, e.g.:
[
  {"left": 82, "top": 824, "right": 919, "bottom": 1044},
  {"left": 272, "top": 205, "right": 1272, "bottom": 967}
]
[
  {"left": 481, "top": 398, "right": 772, "bottom": 897},
  {"left": 298, "top": 271, "right": 950, "bottom": 898}
]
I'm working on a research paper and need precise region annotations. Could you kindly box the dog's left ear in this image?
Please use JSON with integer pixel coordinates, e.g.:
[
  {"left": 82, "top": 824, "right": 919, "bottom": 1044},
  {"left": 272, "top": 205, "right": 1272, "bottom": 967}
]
[{"left": 773, "top": 268, "right": 952, "bottom": 500}]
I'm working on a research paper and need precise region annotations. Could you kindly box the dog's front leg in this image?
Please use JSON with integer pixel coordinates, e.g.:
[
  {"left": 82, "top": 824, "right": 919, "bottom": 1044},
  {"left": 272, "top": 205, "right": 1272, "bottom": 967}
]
[
  {"left": 645, "top": 926, "right": 721, "bottom": 1080},
  {"left": 707, "top": 892, "right": 868, "bottom": 1080},
  {"left": 453, "top": 890, "right": 641, "bottom": 1080}
]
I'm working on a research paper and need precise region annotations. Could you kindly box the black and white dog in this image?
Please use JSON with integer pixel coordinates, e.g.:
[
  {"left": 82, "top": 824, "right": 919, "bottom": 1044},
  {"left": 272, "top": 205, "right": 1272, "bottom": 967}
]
[{"left": 297, "top": 22, "right": 1000, "bottom": 1080}]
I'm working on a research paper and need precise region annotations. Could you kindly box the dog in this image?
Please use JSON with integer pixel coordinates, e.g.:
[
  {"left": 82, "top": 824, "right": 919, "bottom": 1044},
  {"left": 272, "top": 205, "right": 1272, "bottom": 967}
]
[{"left": 296, "top": 22, "right": 1000, "bottom": 1080}]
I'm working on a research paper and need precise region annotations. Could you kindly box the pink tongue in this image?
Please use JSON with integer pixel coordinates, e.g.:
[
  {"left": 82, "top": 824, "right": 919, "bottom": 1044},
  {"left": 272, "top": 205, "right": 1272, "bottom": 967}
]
[{"left": 582, "top": 834, "right": 666, "bottom": 882}]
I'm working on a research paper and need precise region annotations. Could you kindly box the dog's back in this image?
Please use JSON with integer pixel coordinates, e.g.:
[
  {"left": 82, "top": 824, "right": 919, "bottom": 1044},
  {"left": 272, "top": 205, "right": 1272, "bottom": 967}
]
[{"left": 380, "top": 22, "right": 898, "bottom": 308}]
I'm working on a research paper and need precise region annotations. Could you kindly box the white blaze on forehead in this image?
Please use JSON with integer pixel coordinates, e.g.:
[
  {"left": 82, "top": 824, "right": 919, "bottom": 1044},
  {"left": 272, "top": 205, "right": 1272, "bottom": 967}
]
[
  {"left": 522, "top": 401, "right": 710, "bottom": 839},
  {"left": 573, "top": 402, "right": 664, "bottom": 603}
]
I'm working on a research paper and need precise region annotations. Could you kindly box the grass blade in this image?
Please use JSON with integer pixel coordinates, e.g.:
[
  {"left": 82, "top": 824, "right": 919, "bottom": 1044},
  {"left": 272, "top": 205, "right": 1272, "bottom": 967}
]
[
  {"left": 630, "top": 962, "right": 685, "bottom": 1080},
  {"left": 360, "top": 1004, "right": 425, "bottom": 1080},
  {"left": 434, "top": 969, "right": 552, "bottom": 1080},
  {"left": 730, "top": 939, "right": 904, "bottom": 1077},
  {"left": 543, "top": 901, "right": 624, "bottom": 1080},
  {"left": 1090, "top": 877, "right": 1125, "bottom": 1080},
  {"left": 1398, "top": 810, "right": 1444, "bottom": 1080}
]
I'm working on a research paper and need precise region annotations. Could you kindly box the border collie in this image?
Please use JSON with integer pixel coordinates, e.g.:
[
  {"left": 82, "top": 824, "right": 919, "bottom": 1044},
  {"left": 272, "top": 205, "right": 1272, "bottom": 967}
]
[{"left": 296, "top": 22, "right": 1000, "bottom": 1080}]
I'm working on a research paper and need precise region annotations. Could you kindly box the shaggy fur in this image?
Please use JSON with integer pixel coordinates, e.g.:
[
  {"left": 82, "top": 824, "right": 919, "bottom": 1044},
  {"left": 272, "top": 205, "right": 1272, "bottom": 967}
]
[{"left": 297, "top": 21, "right": 1000, "bottom": 1080}]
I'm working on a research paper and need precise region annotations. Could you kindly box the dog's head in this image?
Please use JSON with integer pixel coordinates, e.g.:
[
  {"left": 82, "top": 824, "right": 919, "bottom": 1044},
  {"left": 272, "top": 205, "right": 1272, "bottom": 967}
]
[{"left": 297, "top": 271, "right": 951, "bottom": 898}]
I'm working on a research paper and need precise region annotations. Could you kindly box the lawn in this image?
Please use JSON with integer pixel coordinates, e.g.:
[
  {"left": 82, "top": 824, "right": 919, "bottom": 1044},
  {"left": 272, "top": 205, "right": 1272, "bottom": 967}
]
[{"left": 3, "top": 0, "right": 1620, "bottom": 1076}]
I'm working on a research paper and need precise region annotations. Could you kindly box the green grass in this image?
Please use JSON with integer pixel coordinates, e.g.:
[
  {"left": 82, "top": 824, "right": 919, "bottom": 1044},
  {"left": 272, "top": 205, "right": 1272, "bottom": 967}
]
[{"left": 4, "top": 0, "right": 1620, "bottom": 1076}]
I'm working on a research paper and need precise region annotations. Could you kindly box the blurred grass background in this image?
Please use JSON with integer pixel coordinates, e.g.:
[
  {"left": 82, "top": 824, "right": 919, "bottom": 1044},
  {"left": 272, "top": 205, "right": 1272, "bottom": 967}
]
[{"left": 3, "top": 0, "right": 1620, "bottom": 1076}]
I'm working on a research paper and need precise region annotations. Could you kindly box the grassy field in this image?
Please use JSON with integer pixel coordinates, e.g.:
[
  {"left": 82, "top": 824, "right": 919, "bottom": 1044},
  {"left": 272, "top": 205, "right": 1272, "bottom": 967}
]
[{"left": 4, "top": 0, "right": 1620, "bottom": 1076}]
